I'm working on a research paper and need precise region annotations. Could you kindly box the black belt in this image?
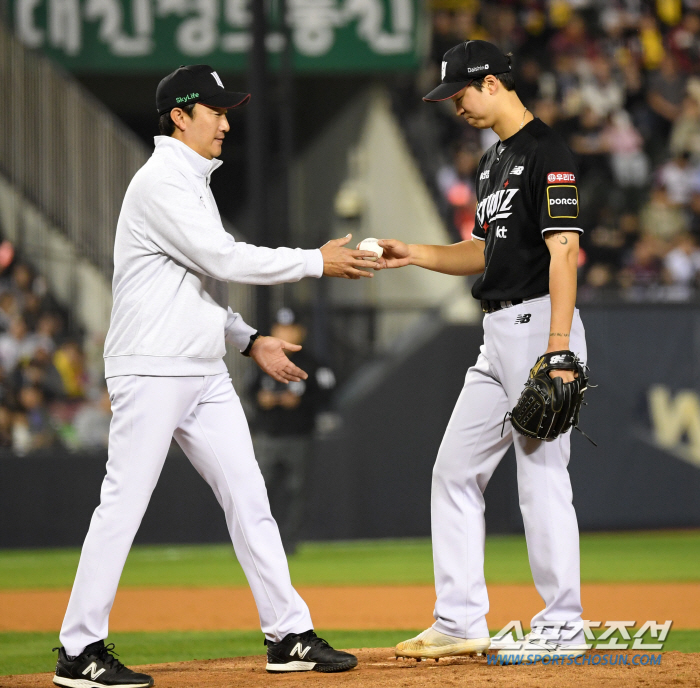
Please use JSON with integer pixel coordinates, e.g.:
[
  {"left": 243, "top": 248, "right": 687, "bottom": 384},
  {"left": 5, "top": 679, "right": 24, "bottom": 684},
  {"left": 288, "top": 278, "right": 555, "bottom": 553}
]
[{"left": 481, "top": 292, "right": 548, "bottom": 314}]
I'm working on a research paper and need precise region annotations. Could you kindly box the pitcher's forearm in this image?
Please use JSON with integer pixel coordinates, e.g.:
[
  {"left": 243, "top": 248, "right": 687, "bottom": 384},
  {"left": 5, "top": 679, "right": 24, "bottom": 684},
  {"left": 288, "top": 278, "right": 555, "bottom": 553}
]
[
  {"left": 546, "top": 244, "right": 578, "bottom": 353},
  {"left": 408, "top": 240, "right": 485, "bottom": 276}
]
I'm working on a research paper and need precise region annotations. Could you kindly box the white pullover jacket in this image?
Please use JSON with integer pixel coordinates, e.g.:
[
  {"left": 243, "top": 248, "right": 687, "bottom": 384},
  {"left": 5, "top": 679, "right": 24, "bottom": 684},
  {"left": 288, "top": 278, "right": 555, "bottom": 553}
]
[{"left": 103, "top": 136, "right": 323, "bottom": 378}]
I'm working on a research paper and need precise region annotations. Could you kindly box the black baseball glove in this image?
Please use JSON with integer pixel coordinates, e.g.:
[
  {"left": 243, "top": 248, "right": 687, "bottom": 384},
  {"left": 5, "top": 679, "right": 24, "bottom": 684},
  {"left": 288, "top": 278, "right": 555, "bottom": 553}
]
[{"left": 509, "top": 350, "right": 593, "bottom": 443}]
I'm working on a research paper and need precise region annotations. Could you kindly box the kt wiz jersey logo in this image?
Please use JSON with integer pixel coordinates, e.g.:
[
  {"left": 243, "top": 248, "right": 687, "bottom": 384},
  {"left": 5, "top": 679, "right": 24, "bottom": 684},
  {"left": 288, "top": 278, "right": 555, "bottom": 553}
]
[
  {"left": 547, "top": 185, "right": 579, "bottom": 218},
  {"left": 476, "top": 189, "right": 519, "bottom": 226}
]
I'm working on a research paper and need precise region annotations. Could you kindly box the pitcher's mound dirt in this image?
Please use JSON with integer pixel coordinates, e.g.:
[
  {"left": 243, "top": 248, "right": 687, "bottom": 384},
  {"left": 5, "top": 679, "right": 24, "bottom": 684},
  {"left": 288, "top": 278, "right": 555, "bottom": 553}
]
[{"left": 4, "top": 649, "right": 697, "bottom": 688}]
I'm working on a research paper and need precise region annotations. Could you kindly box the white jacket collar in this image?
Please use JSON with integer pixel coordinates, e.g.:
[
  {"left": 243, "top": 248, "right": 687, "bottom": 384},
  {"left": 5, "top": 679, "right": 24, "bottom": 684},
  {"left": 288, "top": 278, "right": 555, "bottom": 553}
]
[{"left": 153, "top": 136, "right": 223, "bottom": 180}]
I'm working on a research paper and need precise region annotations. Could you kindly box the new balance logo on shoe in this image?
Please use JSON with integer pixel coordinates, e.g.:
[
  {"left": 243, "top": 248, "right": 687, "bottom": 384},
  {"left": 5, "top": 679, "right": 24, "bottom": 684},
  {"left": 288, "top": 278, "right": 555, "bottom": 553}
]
[
  {"left": 290, "top": 643, "right": 311, "bottom": 659},
  {"left": 82, "top": 662, "right": 106, "bottom": 680},
  {"left": 515, "top": 314, "right": 531, "bottom": 324}
]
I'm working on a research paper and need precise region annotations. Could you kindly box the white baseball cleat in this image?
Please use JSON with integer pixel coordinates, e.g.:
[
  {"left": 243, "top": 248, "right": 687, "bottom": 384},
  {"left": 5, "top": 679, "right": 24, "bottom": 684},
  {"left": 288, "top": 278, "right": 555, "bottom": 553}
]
[
  {"left": 395, "top": 627, "right": 491, "bottom": 659},
  {"left": 496, "top": 636, "right": 588, "bottom": 663}
]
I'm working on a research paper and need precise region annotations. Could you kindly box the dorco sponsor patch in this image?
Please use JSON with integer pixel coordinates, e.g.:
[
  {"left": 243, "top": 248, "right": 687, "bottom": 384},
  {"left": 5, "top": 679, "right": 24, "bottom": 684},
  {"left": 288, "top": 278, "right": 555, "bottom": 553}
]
[
  {"left": 547, "top": 185, "right": 579, "bottom": 218},
  {"left": 547, "top": 172, "right": 576, "bottom": 184}
]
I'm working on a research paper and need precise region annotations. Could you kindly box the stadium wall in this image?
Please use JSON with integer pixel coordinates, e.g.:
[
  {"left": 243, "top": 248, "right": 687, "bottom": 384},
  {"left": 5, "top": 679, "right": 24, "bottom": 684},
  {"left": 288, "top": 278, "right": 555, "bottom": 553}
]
[{"left": 2, "top": 303, "right": 700, "bottom": 547}]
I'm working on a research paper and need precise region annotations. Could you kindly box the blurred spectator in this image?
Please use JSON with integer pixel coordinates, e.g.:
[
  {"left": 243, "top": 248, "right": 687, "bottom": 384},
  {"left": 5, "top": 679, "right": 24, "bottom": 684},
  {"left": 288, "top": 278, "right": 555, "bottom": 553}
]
[
  {"left": 637, "top": 14, "right": 665, "bottom": 70},
  {"left": 10, "top": 349, "right": 65, "bottom": 401},
  {"left": 549, "top": 14, "right": 596, "bottom": 61},
  {"left": 670, "top": 96, "right": 700, "bottom": 158},
  {"left": 30, "top": 312, "right": 60, "bottom": 354},
  {"left": 436, "top": 145, "right": 479, "bottom": 241},
  {"left": 619, "top": 235, "right": 664, "bottom": 288},
  {"left": 667, "top": 12, "right": 700, "bottom": 73},
  {"left": 0, "top": 405, "right": 13, "bottom": 447},
  {"left": 570, "top": 107, "right": 612, "bottom": 193},
  {"left": 250, "top": 308, "right": 336, "bottom": 553},
  {"left": 431, "top": 10, "right": 455, "bottom": 65},
  {"left": 657, "top": 151, "right": 696, "bottom": 205},
  {"left": 690, "top": 192, "right": 700, "bottom": 238},
  {"left": 647, "top": 54, "right": 687, "bottom": 137},
  {"left": 516, "top": 58, "right": 544, "bottom": 109},
  {"left": 14, "top": 385, "right": 56, "bottom": 453},
  {"left": 664, "top": 233, "right": 700, "bottom": 286},
  {"left": 0, "top": 293, "right": 17, "bottom": 332},
  {"left": 453, "top": 9, "right": 490, "bottom": 42},
  {"left": 639, "top": 185, "right": 689, "bottom": 241},
  {"left": 603, "top": 110, "right": 649, "bottom": 187},
  {"left": 580, "top": 57, "right": 625, "bottom": 118},
  {"left": 0, "top": 316, "right": 37, "bottom": 373},
  {"left": 53, "top": 341, "right": 87, "bottom": 399},
  {"left": 73, "top": 388, "right": 112, "bottom": 449}
]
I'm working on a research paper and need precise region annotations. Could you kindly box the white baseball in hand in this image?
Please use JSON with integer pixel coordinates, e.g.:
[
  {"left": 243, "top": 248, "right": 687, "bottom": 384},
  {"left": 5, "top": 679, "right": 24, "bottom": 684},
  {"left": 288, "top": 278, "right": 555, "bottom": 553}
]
[{"left": 358, "top": 238, "right": 383, "bottom": 260}]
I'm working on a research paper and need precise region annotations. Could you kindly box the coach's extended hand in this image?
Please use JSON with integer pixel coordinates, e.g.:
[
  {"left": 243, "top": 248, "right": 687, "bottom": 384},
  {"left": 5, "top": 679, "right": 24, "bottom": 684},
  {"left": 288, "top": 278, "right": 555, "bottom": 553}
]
[
  {"left": 249, "top": 336, "right": 308, "bottom": 384},
  {"left": 321, "top": 234, "right": 378, "bottom": 279}
]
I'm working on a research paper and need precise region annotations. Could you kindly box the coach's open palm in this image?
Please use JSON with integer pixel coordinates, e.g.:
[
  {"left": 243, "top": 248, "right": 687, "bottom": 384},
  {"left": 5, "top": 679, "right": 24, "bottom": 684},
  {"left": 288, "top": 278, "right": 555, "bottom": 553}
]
[
  {"left": 375, "top": 239, "right": 411, "bottom": 269},
  {"left": 250, "top": 336, "right": 308, "bottom": 384}
]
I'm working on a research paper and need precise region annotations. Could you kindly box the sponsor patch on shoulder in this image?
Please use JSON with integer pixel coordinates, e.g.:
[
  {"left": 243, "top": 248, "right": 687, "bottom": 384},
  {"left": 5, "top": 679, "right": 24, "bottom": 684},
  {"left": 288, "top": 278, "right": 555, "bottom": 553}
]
[
  {"left": 547, "top": 185, "right": 579, "bottom": 218},
  {"left": 547, "top": 171, "right": 576, "bottom": 184}
]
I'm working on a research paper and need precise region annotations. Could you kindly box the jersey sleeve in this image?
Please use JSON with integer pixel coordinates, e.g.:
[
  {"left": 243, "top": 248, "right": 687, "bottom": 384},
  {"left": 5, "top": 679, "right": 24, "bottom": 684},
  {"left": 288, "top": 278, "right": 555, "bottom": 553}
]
[
  {"left": 531, "top": 136, "right": 583, "bottom": 236},
  {"left": 146, "top": 173, "right": 324, "bottom": 284},
  {"left": 224, "top": 308, "right": 257, "bottom": 352},
  {"left": 471, "top": 159, "right": 486, "bottom": 242}
]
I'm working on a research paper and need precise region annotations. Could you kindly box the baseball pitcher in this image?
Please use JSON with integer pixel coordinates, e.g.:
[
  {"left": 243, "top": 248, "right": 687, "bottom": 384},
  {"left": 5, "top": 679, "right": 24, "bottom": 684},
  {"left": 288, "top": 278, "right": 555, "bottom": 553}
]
[{"left": 375, "top": 41, "right": 591, "bottom": 663}]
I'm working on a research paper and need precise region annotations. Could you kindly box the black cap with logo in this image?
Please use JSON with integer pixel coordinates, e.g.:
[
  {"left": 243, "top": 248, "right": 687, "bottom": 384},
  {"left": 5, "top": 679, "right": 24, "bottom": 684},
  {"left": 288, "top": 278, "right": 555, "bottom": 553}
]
[
  {"left": 423, "top": 40, "right": 512, "bottom": 102},
  {"left": 156, "top": 64, "right": 251, "bottom": 115}
]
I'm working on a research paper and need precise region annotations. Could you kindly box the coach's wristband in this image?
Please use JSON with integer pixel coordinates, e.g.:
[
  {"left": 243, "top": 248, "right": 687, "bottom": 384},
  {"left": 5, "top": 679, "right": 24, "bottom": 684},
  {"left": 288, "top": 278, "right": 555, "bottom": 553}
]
[{"left": 242, "top": 332, "right": 260, "bottom": 357}]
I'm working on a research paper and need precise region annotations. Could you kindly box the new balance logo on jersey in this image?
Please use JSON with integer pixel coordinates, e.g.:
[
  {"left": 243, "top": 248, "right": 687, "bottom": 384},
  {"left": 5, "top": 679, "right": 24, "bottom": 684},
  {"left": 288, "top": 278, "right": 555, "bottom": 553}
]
[
  {"left": 511, "top": 166, "right": 524, "bottom": 175},
  {"left": 290, "top": 643, "right": 311, "bottom": 659},
  {"left": 476, "top": 188, "right": 519, "bottom": 226},
  {"left": 480, "top": 170, "right": 490, "bottom": 180},
  {"left": 82, "top": 663, "right": 106, "bottom": 680},
  {"left": 515, "top": 314, "right": 531, "bottom": 324},
  {"left": 496, "top": 226, "right": 507, "bottom": 238}
]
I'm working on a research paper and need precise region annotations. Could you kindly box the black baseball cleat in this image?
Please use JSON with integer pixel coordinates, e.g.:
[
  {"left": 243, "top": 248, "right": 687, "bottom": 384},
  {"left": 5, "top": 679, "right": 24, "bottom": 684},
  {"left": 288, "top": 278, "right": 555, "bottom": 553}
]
[
  {"left": 265, "top": 630, "right": 358, "bottom": 673},
  {"left": 53, "top": 640, "right": 154, "bottom": 687}
]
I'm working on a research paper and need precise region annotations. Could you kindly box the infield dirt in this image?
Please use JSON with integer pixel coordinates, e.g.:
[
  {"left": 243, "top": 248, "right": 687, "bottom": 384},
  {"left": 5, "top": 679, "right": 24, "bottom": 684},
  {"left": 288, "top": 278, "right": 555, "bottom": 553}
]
[
  {"left": 3, "top": 649, "right": 697, "bottom": 688},
  {"left": 2, "top": 582, "right": 699, "bottom": 631}
]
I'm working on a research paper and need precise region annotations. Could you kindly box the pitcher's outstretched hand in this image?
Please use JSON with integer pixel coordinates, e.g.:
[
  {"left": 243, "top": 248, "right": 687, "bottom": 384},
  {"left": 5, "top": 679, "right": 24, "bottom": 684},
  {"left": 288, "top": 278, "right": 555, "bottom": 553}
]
[{"left": 374, "top": 239, "right": 412, "bottom": 270}]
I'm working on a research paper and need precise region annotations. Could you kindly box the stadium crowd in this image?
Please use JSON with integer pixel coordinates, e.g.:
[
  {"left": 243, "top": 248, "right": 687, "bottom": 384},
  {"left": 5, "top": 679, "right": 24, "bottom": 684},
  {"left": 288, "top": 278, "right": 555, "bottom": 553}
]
[
  {"left": 405, "top": 0, "right": 700, "bottom": 300},
  {"left": 0, "top": 243, "right": 110, "bottom": 455}
]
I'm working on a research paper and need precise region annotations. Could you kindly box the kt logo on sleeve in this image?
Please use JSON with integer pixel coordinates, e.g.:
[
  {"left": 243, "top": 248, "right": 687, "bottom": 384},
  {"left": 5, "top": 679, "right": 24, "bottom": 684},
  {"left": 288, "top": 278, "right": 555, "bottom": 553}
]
[{"left": 547, "top": 185, "right": 579, "bottom": 219}]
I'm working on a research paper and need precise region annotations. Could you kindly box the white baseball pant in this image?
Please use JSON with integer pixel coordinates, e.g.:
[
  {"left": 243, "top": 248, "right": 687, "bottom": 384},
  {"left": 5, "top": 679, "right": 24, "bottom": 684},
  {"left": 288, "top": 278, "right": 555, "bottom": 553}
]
[
  {"left": 60, "top": 373, "right": 312, "bottom": 657},
  {"left": 431, "top": 295, "right": 587, "bottom": 642}
]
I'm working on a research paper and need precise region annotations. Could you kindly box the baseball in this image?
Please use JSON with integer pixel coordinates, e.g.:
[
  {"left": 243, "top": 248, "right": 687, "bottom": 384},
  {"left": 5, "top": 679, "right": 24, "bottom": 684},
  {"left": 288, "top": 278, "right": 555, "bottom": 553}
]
[{"left": 358, "top": 238, "right": 384, "bottom": 261}]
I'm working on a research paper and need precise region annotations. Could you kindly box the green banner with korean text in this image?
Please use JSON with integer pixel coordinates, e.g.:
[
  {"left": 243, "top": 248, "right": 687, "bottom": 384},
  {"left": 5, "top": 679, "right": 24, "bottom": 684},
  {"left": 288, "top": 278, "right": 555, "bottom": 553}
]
[{"left": 11, "top": 0, "right": 427, "bottom": 72}]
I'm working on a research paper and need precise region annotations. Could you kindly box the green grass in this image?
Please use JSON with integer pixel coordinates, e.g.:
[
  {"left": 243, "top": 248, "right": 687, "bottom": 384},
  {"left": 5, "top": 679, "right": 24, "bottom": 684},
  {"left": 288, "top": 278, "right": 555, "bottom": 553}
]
[
  {"left": 2, "top": 629, "right": 699, "bottom": 676},
  {"left": 0, "top": 531, "right": 698, "bottom": 589}
]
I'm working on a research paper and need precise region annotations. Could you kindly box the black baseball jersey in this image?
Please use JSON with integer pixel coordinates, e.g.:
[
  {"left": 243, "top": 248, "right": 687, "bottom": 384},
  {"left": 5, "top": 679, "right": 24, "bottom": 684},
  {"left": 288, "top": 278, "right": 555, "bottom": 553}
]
[{"left": 471, "top": 118, "right": 582, "bottom": 301}]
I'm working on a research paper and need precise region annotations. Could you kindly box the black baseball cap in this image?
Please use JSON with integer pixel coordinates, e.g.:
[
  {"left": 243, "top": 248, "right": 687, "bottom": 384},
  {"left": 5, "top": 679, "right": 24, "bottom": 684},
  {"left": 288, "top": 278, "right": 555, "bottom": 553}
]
[
  {"left": 156, "top": 64, "right": 251, "bottom": 115},
  {"left": 423, "top": 40, "right": 512, "bottom": 102}
]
